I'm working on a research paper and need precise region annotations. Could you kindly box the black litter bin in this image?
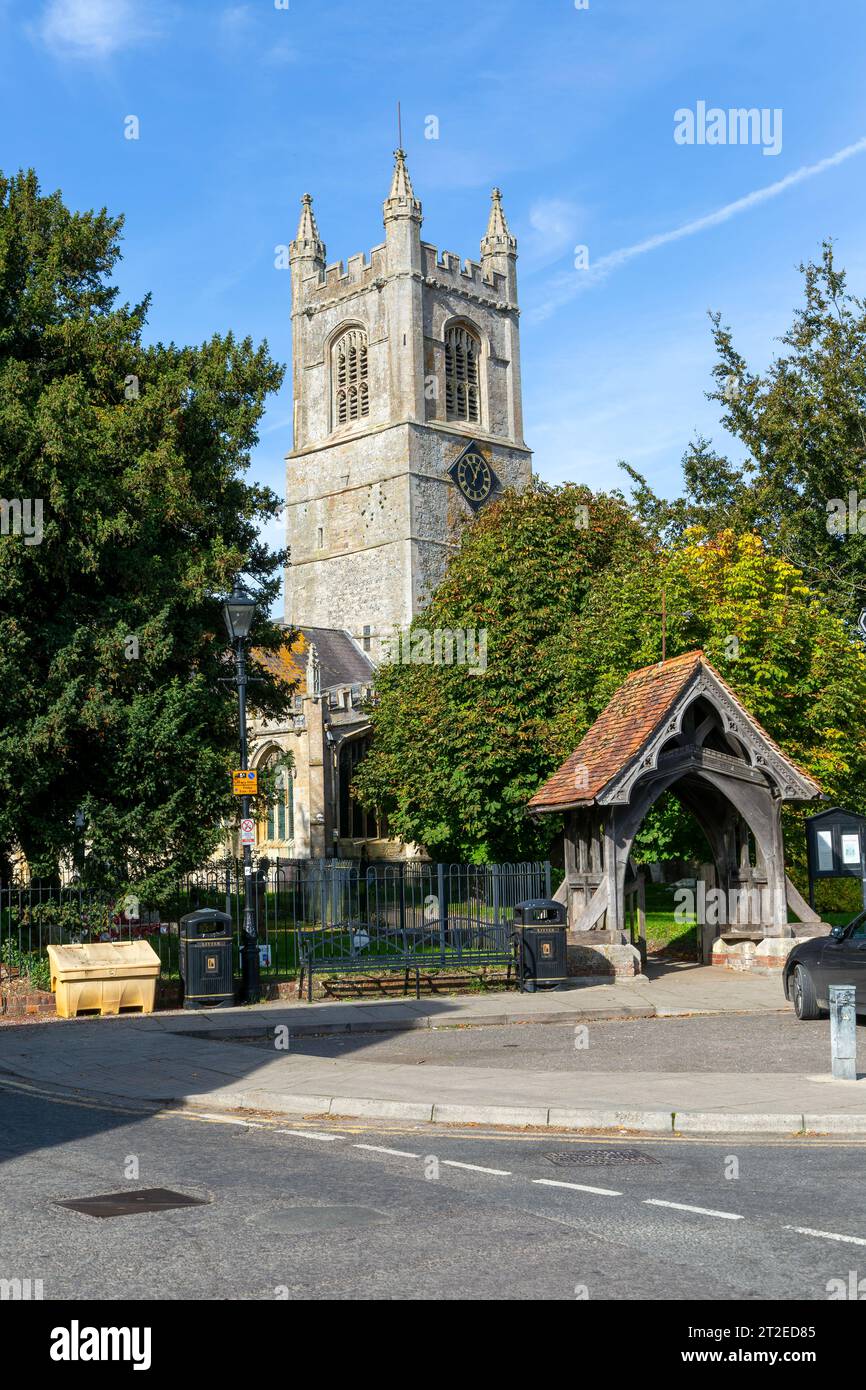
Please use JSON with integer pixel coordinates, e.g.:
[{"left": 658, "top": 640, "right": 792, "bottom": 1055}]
[
  {"left": 513, "top": 899, "right": 567, "bottom": 993},
  {"left": 179, "top": 908, "right": 235, "bottom": 1008}
]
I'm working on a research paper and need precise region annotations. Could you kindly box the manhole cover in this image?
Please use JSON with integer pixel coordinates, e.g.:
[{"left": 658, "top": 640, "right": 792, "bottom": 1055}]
[
  {"left": 543, "top": 1148, "right": 660, "bottom": 1167},
  {"left": 261, "top": 1206, "right": 389, "bottom": 1235},
  {"left": 55, "top": 1188, "right": 210, "bottom": 1218}
]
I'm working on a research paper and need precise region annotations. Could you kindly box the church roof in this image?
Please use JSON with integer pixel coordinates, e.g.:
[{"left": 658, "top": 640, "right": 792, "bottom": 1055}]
[
  {"left": 528, "top": 649, "right": 820, "bottom": 813},
  {"left": 257, "top": 626, "right": 374, "bottom": 696}
]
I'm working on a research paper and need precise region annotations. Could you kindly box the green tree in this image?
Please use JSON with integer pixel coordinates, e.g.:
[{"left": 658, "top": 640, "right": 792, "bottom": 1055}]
[
  {"left": 623, "top": 243, "right": 866, "bottom": 625},
  {"left": 0, "top": 170, "right": 293, "bottom": 895},
  {"left": 566, "top": 527, "right": 866, "bottom": 861},
  {"left": 357, "top": 491, "right": 866, "bottom": 864},
  {"left": 354, "top": 483, "right": 650, "bottom": 861}
]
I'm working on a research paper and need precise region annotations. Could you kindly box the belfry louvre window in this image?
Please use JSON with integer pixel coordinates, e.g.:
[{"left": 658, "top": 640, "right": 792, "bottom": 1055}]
[
  {"left": 333, "top": 327, "right": 369, "bottom": 426},
  {"left": 445, "top": 325, "right": 480, "bottom": 423}
]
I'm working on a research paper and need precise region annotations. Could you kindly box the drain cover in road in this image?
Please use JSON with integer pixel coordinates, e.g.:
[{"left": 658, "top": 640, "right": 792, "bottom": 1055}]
[
  {"left": 543, "top": 1148, "right": 660, "bottom": 1167},
  {"left": 55, "top": 1188, "right": 211, "bottom": 1218},
  {"left": 262, "top": 1206, "right": 389, "bottom": 1235}
]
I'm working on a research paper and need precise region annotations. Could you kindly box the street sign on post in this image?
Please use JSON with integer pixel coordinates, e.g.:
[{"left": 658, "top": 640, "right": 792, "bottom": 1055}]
[
  {"left": 240, "top": 818, "right": 255, "bottom": 846},
  {"left": 233, "top": 769, "right": 258, "bottom": 795}
]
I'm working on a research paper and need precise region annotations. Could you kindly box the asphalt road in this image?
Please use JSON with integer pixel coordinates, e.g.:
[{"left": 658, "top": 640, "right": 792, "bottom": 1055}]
[
  {"left": 230, "top": 1011, "right": 865, "bottom": 1073},
  {"left": 3, "top": 1077, "right": 866, "bottom": 1301}
]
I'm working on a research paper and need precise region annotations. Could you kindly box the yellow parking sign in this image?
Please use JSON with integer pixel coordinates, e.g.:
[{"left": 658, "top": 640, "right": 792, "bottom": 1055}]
[{"left": 232, "top": 769, "right": 258, "bottom": 795}]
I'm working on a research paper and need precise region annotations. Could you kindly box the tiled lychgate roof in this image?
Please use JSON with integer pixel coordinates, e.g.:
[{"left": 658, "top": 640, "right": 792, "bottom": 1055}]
[
  {"left": 528, "top": 649, "right": 819, "bottom": 813},
  {"left": 529, "top": 652, "right": 703, "bottom": 812}
]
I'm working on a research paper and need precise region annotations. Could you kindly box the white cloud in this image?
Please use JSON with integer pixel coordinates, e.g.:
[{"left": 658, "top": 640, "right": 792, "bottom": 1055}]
[
  {"left": 263, "top": 40, "right": 297, "bottom": 66},
  {"left": 521, "top": 198, "right": 582, "bottom": 272},
  {"left": 38, "top": 0, "right": 162, "bottom": 59},
  {"left": 531, "top": 135, "right": 866, "bottom": 320},
  {"left": 219, "top": 5, "right": 251, "bottom": 37},
  {"left": 214, "top": 5, "right": 296, "bottom": 63}
]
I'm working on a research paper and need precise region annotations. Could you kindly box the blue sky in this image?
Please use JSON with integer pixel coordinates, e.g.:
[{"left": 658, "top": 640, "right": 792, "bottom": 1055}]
[{"left": 3, "top": 0, "right": 866, "bottom": 600}]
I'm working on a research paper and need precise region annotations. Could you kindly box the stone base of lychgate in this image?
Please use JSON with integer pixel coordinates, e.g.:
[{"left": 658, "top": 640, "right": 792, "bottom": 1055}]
[
  {"left": 711, "top": 927, "right": 828, "bottom": 975},
  {"left": 566, "top": 938, "right": 644, "bottom": 982}
]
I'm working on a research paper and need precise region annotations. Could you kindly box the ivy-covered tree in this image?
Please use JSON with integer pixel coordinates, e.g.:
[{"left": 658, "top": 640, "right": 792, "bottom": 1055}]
[{"left": 0, "top": 170, "right": 293, "bottom": 895}]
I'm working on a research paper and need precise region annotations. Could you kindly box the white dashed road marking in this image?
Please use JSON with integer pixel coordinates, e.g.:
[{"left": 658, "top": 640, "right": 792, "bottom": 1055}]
[
  {"left": 784, "top": 1225, "right": 866, "bottom": 1246},
  {"left": 533, "top": 1178, "right": 622, "bottom": 1197},
  {"left": 276, "top": 1129, "right": 342, "bottom": 1142},
  {"left": 442, "top": 1160, "right": 511, "bottom": 1176},
  {"left": 354, "top": 1144, "right": 421, "bottom": 1159},
  {"left": 197, "top": 1118, "right": 866, "bottom": 1249},
  {"left": 644, "top": 1199, "right": 743, "bottom": 1221}
]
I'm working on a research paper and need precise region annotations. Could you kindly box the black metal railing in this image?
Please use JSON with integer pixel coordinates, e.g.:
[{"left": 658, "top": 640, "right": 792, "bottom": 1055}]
[{"left": 0, "top": 858, "right": 551, "bottom": 988}]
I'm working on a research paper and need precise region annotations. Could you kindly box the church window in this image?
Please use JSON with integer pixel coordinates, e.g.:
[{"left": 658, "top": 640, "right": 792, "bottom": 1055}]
[
  {"left": 332, "top": 327, "right": 370, "bottom": 427},
  {"left": 445, "top": 324, "right": 481, "bottom": 423},
  {"left": 264, "top": 763, "right": 294, "bottom": 844},
  {"left": 339, "top": 736, "right": 386, "bottom": 840}
]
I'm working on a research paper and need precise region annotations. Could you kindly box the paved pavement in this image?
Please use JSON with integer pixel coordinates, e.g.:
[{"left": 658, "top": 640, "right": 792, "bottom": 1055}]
[
  {"left": 3, "top": 964, "right": 866, "bottom": 1135},
  {"left": 230, "top": 1011, "right": 866, "bottom": 1074},
  {"left": 2, "top": 1079, "right": 866, "bottom": 1301},
  {"left": 168, "top": 958, "right": 797, "bottom": 1031}
]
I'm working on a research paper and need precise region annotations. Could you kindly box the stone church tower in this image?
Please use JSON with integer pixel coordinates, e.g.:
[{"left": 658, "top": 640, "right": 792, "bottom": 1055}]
[{"left": 285, "top": 151, "right": 532, "bottom": 658}]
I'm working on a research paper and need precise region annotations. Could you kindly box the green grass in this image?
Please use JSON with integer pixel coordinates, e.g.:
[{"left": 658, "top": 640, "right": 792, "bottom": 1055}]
[
  {"left": 640, "top": 883, "right": 698, "bottom": 954},
  {"left": 638, "top": 882, "right": 862, "bottom": 955}
]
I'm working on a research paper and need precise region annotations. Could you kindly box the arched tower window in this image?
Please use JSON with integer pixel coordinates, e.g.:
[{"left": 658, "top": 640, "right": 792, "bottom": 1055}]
[
  {"left": 332, "top": 327, "right": 369, "bottom": 427},
  {"left": 445, "top": 324, "right": 481, "bottom": 423}
]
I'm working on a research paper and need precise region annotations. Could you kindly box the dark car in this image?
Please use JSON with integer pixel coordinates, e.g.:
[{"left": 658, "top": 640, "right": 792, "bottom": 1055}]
[{"left": 784, "top": 910, "right": 866, "bottom": 1019}]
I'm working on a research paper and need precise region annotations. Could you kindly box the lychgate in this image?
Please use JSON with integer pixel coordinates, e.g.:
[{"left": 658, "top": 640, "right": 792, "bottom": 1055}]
[{"left": 528, "top": 650, "right": 825, "bottom": 978}]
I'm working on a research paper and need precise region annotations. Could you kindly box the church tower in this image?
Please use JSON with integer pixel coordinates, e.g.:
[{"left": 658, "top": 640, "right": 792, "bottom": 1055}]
[{"left": 285, "top": 152, "right": 532, "bottom": 659}]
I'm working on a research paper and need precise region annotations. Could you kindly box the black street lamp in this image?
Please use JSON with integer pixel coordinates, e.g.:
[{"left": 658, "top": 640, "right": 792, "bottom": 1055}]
[{"left": 222, "top": 584, "right": 260, "bottom": 1004}]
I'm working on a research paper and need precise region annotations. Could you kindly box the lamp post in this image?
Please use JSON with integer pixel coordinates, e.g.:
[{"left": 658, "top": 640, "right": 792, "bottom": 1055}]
[{"left": 222, "top": 585, "right": 260, "bottom": 1004}]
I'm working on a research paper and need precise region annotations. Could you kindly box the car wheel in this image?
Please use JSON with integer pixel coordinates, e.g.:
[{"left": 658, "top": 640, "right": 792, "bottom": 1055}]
[{"left": 792, "top": 964, "right": 820, "bottom": 1021}]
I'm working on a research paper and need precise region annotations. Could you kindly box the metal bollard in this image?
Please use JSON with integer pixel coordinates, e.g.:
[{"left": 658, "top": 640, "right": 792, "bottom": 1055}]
[{"left": 829, "top": 984, "right": 858, "bottom": 1081}]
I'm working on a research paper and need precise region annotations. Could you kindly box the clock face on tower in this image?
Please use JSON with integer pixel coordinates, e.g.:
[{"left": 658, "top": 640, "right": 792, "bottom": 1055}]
[{"left": 448, "top": 441, "right": 499, "bottom": 512}]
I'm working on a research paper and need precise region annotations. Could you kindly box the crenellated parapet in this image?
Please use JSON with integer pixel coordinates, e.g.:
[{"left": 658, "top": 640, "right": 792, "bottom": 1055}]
[
  {"left": 298, "top": 244, "right": 389, "bottom": 306},
  {"left": 420, "top": 244, "right": 511, "bottom": 305}
]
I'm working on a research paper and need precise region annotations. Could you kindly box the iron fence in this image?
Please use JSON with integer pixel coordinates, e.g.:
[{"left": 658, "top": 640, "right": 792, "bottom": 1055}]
[
  {"left": 299, "top": 861, "right": 552, "bottom": 971},
  {"left": 0, "top": 858, "right": 552, "bottom": 989}
]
